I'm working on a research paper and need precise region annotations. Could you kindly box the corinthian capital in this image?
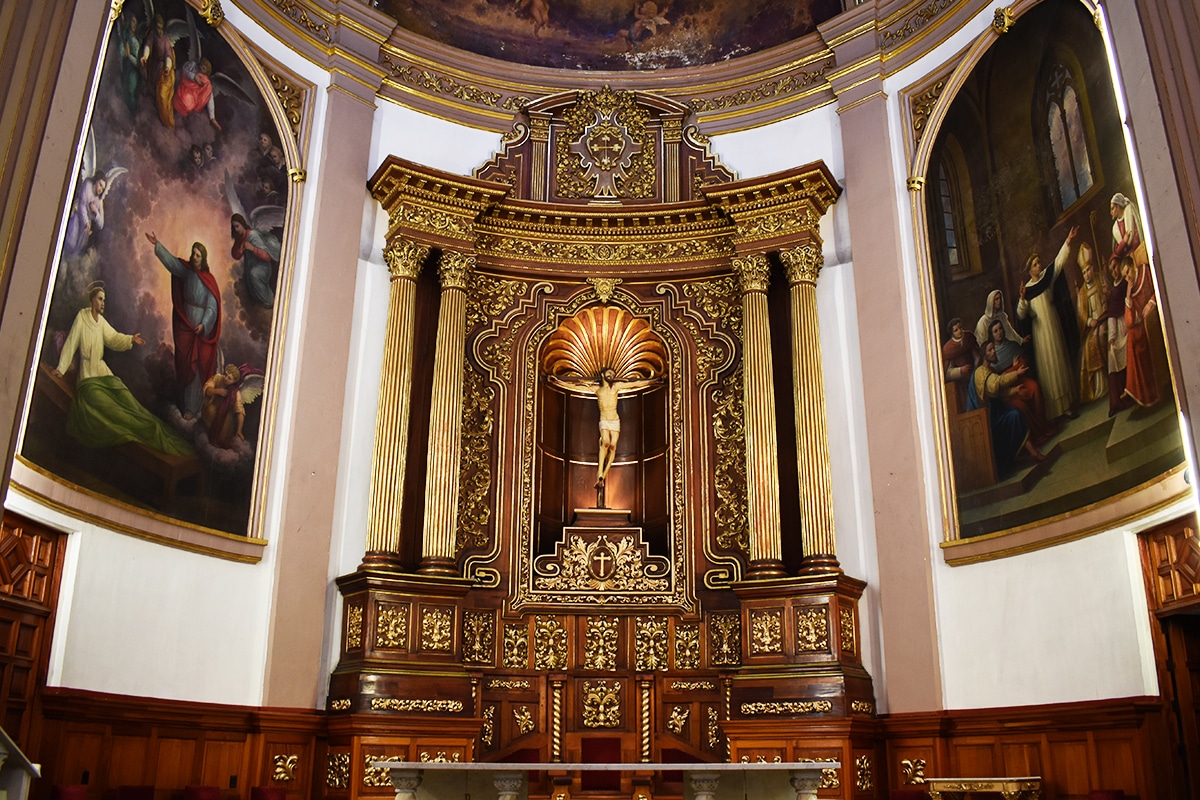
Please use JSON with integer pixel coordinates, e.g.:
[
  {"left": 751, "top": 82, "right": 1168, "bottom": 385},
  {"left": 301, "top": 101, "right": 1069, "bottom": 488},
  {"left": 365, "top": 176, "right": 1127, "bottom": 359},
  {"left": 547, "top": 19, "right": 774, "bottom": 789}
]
[
  {"left": 780, "top": 244, "right": 823, "bottom": 286},
  {"left": 733, "top": 254, "right": 771, "bottom": 294},
  {"left": 438, "top": 250, "right": 475, "bottom": 290},
  {"left": 384, "top": 238, "right": 430, "bottom": 280}
]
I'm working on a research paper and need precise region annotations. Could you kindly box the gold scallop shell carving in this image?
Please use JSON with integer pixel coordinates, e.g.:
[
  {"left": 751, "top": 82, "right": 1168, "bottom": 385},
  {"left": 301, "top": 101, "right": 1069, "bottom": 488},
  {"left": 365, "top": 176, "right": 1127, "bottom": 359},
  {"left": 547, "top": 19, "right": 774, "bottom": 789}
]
[{"left": 542, "top": 306, "right": 667, "bottom": 380}]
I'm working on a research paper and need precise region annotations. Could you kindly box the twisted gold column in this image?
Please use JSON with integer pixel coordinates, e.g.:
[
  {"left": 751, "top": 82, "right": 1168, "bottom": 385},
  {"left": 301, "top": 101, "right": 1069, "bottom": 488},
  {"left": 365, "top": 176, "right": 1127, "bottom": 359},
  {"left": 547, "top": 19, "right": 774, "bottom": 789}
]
[
  {"left": 418, "top": 250, "right": 474, "bottom": 576},
  {"left": 362, "top": 239, "right": 429, "bottom": 567},
  {"left": 735, "top": 254, "right": 786, "bottom": 579},
  {"left": 781, "top": 244, "right": 840, "bottom": 573}
]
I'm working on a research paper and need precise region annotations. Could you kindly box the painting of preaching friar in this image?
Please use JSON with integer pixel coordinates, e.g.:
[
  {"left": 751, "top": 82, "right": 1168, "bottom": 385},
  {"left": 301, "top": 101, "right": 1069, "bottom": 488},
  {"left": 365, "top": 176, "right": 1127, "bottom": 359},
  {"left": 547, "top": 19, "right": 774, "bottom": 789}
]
[
  {"left": 19, "top": 0, "right": 293, "bottom": 537},
  {"left": 924, "top": 0, "right": 1183, "bottom": 538}
]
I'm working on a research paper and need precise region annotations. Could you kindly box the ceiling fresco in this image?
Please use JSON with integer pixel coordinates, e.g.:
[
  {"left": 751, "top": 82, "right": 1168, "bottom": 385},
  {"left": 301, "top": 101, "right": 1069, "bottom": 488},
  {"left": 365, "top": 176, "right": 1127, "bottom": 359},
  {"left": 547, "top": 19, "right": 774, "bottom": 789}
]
[{"left": 377, "top": 0, "right": 843, "bottom": 71}]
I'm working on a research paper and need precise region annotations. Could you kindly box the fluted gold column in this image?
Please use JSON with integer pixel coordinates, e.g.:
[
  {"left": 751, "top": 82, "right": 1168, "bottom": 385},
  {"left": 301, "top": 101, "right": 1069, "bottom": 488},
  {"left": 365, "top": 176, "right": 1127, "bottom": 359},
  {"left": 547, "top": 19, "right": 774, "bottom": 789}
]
[
  {"left": 780, "top": 244, "right": 840, "bottom": 573},
  {"left": 735, "top": 254, "right": 786, "bottom": 579},
  {"left": 362, "top": 238, "right": 429, "bottom": 567},
  {"left": 419, "top": 250, "right": 474, "bottom": 576}
]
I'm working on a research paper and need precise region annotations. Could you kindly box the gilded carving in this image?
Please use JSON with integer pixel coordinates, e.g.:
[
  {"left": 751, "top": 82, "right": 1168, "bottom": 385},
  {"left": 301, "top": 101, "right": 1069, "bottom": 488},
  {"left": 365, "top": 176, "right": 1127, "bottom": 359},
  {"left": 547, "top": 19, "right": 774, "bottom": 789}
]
[
  {"left": 326, "top": 753, "right": 350, "bottom": 789},
  {"left": 504, "top": 623, "right": 529, "bottom": 669},
  {"left": 466, "top": 273, "right": 528, "bottom": 331},
  {"left": 582, "top": 680, "right": 622, "bottom": 728},
  {"left": 901, "top": 758, "right": 927, "bottom": 785},
  {"left": 198, "top": 0, "right": 223, "bottom": 26},
  {"left": 376, "top": 603, "right": 409, "bottom": 649},
  {"left": 586, "top": 276, "right": 622, "bottom": 304},
  {"left": 110, "top": 0, "right": 125, "bottom": 23},
  {"left": 535, "top": 534, "right": 670, "bottom": 595},
  {"left": 463, "top": 610, "right": 494, "bottom": 664},
  {"left": 907, "top": 176, "right": 926, "bottom": 192},
  {"left": 799, "top": 759, "right": 840, "bottom": 790},
  {"left": 795, "top": 606, "right": 830, "bottom": 652},
  {"left": 438, "top": 251, "right": 474, "bottom": 291},
  {"left": 381, "top": 53, "right": 503, "bottom": 107},
  {"left": 396, "top": 204, "right": 476, "bottom": 241},
  {"left": 910, "top": 80, "right": 946, "bottom": 147},
  {"left": 476, "top": 233, "right": 733, "bottom": 265},
  {"left": 420, "top": 606, "right": 454, "bottom": 652},
  {"left": 535, "top": 616, "right": 568, "bottom": 670},
  {"left": 266, "top": 71, "right": 304, "bottom": 143},
  {"left": 750, "top": 609, "right": 783, "bottom": 655},
  {"left": 674, "top": 624, "right": 701, "bottom": 670},
  {"left": 672, "top": 680, "right": 714, "bottom": 691},
  {"left": 345, "top": 604, "right": 363, "bottom": 650},
  {"left": 881, "top": 0, "right": 954, "bottom": 49},
  {"left": 481, "top": 705, "right": 496, "bottom": 746},
  {"left": 363, "top": 754, "right": 405, "bottom": 788},
  {"left": 384, "top": 238, "right": 429, "bottom": 280},
  {"left": 635, "top": 616, "right": 669, "bottom": 671},
  {"left": 840, "top": 607, "right": 856, "bottom": 654},
  {"left": 707, "top": 707, "right": 720, "bottom": 749},
  {"left": 666, "top": 705, "right": 689, "bottom": 735},
  {"left": 487, "top": 678, "right": 531, "bottom": 690},
  {"left": 856, "top": 755, "right": 873, "bottom": 792},
  {"left": 740, "top": 701, "right": 833, "bottom": 715},
  {"left": 457, "top": 366, "right": 494, "bottom": 552},
  {"left": 557, "top": 87, "right": 654, "bottom": 200},
  {"left": 689, "top": 60, "right": 833, "bottom": 112},
  {"left": 584, "top": 616, "right": 619, "bottom": 670},
  {"left": 272, "top": 754, "right": 298, "bottom": 782},
  {"left": 709, "top": 613, "right": 741, "bottom": 666},
  {"left": 329, "top": 698, "right": 351, "bottom": 711},
  {"left": 267, "top": 0, "right": 332, "bottom": 43},
  {"left": 993, "top": 6, "right": 1015, "bottom": 33},
  {"left": 779, "top": 244, "right": 823, "bottom": 286},
  {"left": 419, "top": 752, "right": 462, "bottom": 762},
  {"left": 514, "top": 705, "right": 536, "bottom": 735},
  {"left": 851, "top": 700, "right": 875, "bottom": 715},
  {"left": 733, "top": 254, "right": 770, "bottom": 294},
  {"left": 370, "top": 697, "right": 464, "bottom": 712},
  {"left": 712, "top": 366, "right": 749, "bottom": 554},
  {"left": 684, "top": 275, "right": 742, "bottom": 337}
]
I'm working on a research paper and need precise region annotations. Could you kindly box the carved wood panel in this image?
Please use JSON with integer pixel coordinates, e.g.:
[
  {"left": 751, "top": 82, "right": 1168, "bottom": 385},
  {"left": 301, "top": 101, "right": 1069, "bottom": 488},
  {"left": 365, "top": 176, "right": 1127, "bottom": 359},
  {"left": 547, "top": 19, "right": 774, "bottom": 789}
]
[{"left": 1141, "top": 516, "right": 1200, "bottom": 611}]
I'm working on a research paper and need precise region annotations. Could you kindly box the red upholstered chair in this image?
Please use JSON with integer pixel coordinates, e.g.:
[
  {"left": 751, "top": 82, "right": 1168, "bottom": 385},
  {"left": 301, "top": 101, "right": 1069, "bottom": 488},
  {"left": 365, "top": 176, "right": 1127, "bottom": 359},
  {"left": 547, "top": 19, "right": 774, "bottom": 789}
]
[
  {"left": 52, "top": 786, "right": 88, "bottom": 800},
  {"left": 117, "top": 787, "right": 154, "bottom": 800},
  {"left": 183, "top": 787, "right": 219, "bottom": 800},
  {"left": 250, "top": 788, "right": 286, "bottom": 800}
]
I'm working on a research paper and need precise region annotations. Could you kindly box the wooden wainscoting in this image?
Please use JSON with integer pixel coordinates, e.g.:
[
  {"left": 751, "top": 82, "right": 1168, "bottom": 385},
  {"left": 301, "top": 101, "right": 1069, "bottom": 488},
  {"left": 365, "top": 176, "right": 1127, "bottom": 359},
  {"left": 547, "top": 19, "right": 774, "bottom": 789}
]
[
  {"left": 34, "top": 688, "right": 324, "bottom": 800},
  {"left": 881, "top": 696, "right": 1178, "bottom": 799}
]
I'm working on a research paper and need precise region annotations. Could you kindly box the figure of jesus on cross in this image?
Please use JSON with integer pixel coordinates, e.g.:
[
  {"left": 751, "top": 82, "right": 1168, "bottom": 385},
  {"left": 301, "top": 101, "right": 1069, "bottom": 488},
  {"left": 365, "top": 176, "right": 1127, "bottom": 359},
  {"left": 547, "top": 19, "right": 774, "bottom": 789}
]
[{"left": 549, "top": 367, "right": 663, "bottom": 508}]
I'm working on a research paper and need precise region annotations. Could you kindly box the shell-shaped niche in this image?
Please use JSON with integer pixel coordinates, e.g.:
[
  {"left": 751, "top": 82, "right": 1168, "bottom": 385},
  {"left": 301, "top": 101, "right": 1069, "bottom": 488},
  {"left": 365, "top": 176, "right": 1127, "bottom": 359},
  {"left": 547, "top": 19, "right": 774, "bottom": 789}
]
[{"left": 542, "top": 306, "right": 667, "bottom": 381}]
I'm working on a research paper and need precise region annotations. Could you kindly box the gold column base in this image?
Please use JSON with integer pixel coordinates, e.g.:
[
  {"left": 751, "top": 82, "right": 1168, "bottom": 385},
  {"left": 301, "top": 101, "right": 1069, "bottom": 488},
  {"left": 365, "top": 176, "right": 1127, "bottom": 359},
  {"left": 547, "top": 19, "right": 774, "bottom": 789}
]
[
  {"left": 745, "top": 559, "right": 788, "bottom": 579},
  {"left": 418, "top": 556, "right": 461, "bottom": 576},
  {"left": 798, "top": 554, "right": 842, "bottom": 574}
]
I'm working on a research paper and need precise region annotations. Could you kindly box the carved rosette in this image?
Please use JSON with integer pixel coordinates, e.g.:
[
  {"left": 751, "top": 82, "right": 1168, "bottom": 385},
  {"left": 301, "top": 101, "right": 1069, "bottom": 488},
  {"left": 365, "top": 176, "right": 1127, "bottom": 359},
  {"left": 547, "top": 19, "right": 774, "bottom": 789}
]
[
  {"left": 780, "top": 244, "right": 823, "bottom": 286},
  {"left": 384, "top": 238, "right": 429, "bottom": 280}
]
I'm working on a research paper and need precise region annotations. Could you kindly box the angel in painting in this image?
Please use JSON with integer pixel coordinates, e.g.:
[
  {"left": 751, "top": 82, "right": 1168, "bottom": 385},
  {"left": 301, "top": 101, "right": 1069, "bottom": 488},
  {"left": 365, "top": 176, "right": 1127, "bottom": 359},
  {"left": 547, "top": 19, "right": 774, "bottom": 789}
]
[
  {"left": 140, "top": 6, "right": 182, "bottom": 128},
  {"left": 64, "top": 131, "right": 127, "bottom": 257},
  {"left": 622, "top": 1, "right": 670, "bottom": 48},
  {"left": 201, "top": 362, "right": 264, "bottom": 448},
  {"left": 225, "top": 170, "right": 283, "bottom": 307},
  {"left": 172, "top": 11, "right": 253, "bottom": 131},
  {"left": 515, "top": 0, "right": 550, "bottom": 37}
]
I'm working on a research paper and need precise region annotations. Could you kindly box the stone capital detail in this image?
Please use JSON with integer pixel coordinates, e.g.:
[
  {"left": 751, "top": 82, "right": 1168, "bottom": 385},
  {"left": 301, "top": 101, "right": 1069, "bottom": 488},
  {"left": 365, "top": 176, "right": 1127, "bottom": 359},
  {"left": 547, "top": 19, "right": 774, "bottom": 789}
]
[
  {"left": 437, "top": 250, "right": 475, "bottom": 290},
  {"left": 384, "top": 239, "right": 430, "bottom": 280},
  {"left": 733, "top": 254, "right": 771, "bottom": 293},
  {"left": 780, "top": 244, "right": 823, "bottom": 286}
]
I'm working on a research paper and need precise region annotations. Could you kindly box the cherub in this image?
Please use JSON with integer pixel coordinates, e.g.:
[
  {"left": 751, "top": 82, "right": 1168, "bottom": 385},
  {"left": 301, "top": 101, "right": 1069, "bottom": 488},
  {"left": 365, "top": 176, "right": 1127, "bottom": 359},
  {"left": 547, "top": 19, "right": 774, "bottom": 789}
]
[
  {"left": 201, "top": 362, "right": 264, "bottom": 448},
  {"left": 628, "top": 1, "right": 670, "bottom": 45},
  {"left": 63, "top": 129, "right": 127, "bottom": 257},
  {"left": 516, "top": 0, "right": 550, "bottom": 37}
]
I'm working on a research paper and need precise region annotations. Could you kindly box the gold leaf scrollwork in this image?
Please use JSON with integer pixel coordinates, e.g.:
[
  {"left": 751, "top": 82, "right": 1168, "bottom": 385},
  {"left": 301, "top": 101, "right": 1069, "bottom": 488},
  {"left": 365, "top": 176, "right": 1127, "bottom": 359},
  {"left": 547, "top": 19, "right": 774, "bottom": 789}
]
[
  {"left": 466, "top": 273, "right": 528, "bottom": 331},
  {"left": 739, "top": 701, "right": 833, "bottom": 715},
  {"left": 329, "top": 698, "right": 351, "bottom": 711},
  {"left": 856, "top": 755, "right": 873, "bottom": 792},
  {"left": 840, "top": 607, "right": 856, "bottom": 654},
  {"left": 363, "top": 754, "right": 405, "bottom": 788},
  {"left": 381, "top": 52, "right": 503, "bottom": 107},
  {"left": 514, "top": 705, "right": 536, "bottom": 735},
  {"left": 326, "top": 753, "right": 350, "bottom": 789},
  {"left": 666, "top": 706, "right": 689, "bottom": 735},
  {"left": 272, "top": 754, "right": 298, "bottom": 782},
  {"left": 709, "top": 613, "right": 741, "bottom": 666},
  {"left": 488, "top": 678, "right": 531, "bottom": 690},
  {"left": 586, "top": 276, "right": 623, "bottom": 304},
  {"left": 420, "top": 751, "right": 462, "bottom": 762},
  {"left": 635, "top": 616, "right": 669, "bottom": 671},
  {"left": 750, "top": 609, "right": 783, "bottom": 655},
  {"left": 535, "top": 616, "right": 568, "bottom": 670},
  {"left": 901, "top": 758, "right": 927, "bottom": 785},
  {"left": 198, "top": 0, "right": 223, "bottom": 26},
  {"left": 584, "top": 616, "right": 619, "bottom": 670},
  {"left": 851, "top": 700, "right": 875, "bottom": 715},
  {"left": 110, "top": 0, "right": 125, "bottom": 22},
  {"left": 672, "top": 680, "right": 714, "bottom": 691},
  {"left": 463, "top": 610, "right": 495, "bottom": 664},
  {"left": 267, "top": 71, "right": 304, "bottom": 143},
  {"left": 707, "top": 707, "right": 721, "bottom": 749},
  {"left": 481, "top": 705, "right": 496, "bottom": 747},
  {"left": 881, "top": 0, "right": 953, "bottom": 49},
  {"left": 345, "top": 605, "right": 363, "bottom": 650},
  {"left": 376, "top": 603, "right": 409, "bottom": 649},
  {"left": 504, "top": 623, "right": 529, "bottom": 669},
  {"left": 535, "top": 534, "right": 671, "bottom": 594},
  {"left": 799, "top": 759, "right": 841, "bottom": 790},
  {"left": 993, "top": 6, "right": 1015, "bottom": 33},
  {"left": 456, "top": 365, "right": 494, "bottom": 553},
  {"left": 684, "top": 275, "right": 742, "bottom": 338},
  {"left": 712, "top": 365, "right": 748, "bottom": 555},
  {"left": 674, "top": 624, "right": 700, "bottom": 670},
  {"left": 582, "top": 680, "right": 622, "bottom": 728},
  {"left": 557, "top": 86, "right": 654, "bottom": 200},
  {"left": 795, "top": 606, "right": 829, "bottom": 652},
  {"left": 688, "top": 60, "right": 833, "bottom": 113},
  {"left": 910, "top": 80, "right": 946, "bottom": 147},
  {"left": 370, "top": 698, "right": 464, "bottom": 713},
  {"left": 421, "top": 607, "right": 454, "bottom": 652},
  {"left": 267, "top": 0, "right": 331, "bottom": 43}
]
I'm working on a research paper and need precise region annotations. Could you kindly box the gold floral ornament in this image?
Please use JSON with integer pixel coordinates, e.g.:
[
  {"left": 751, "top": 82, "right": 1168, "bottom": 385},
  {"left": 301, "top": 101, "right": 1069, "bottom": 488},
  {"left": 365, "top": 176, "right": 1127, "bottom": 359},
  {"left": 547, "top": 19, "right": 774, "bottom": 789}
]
[{"left": 542, "top": 306, "right": 666, "bottom": 382}]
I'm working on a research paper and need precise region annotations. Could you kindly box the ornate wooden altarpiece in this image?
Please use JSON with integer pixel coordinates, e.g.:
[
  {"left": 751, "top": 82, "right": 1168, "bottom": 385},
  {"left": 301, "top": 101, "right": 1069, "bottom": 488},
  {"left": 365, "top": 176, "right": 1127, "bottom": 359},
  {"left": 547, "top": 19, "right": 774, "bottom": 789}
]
[{"left": 326, "top": 88, "right": 878, "bottom": 799}]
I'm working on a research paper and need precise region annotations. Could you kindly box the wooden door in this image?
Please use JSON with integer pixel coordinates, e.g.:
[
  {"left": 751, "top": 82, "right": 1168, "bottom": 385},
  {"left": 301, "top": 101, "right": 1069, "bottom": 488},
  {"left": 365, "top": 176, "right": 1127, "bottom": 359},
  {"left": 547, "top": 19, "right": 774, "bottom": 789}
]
[{"left": 1162, "top": 614, "right": 1200, "bottom": 799}]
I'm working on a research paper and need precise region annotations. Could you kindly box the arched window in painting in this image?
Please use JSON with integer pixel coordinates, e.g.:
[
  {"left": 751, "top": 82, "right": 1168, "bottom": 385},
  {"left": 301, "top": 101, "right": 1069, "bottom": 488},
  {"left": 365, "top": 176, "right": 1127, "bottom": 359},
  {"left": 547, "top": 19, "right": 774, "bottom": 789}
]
[
  {"left": 1045, "top": 61, "right": 1095, "bottom": 209},
  {"left": 928, "top": 135, "right": 979, "bottom": 279}
]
